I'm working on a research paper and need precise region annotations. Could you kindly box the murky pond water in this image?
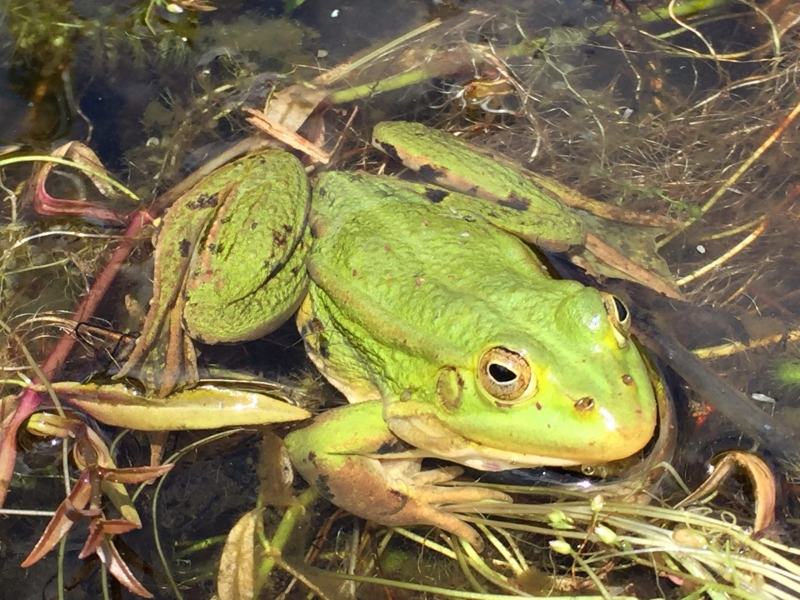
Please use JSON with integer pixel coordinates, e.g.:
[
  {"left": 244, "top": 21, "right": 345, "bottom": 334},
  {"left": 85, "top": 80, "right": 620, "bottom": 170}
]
[{"left": 2, "top": 0, "right": 800, "bottom": 598}]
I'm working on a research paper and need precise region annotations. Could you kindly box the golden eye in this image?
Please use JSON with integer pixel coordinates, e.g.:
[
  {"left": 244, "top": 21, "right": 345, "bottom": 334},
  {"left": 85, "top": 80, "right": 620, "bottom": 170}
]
[
  {"left": 478, "top": 347, "right": 536, "bottom": 406},
  {"left": 601, "top": 292, "right": 631, "bottom": 348}
]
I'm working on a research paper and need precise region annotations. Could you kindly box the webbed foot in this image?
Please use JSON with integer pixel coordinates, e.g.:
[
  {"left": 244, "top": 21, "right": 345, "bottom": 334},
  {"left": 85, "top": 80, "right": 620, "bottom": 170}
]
[{"left": 285, "top": 403, "right": 511, "bottom": 551}]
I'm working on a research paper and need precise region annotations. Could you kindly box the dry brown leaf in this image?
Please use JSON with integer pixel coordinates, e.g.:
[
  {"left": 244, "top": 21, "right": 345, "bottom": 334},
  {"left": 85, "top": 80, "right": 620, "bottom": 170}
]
[
  {"left": 21, "top": 478, "right": 93, "bottom": 567},
  {"left": 96, "top": 537, "right": 154, "bottom": 598},
  {"left": 217, "top": 508, "right": 260, "bottom": 600},
  {"left": 262, "top": 83, "right": 330, "bottom": 134},
  {"left": 244, "top": 108, "right": 330, "bottom": 164},
  {"left": 677, "top": 451, "right": 777, "bottom": 533}
]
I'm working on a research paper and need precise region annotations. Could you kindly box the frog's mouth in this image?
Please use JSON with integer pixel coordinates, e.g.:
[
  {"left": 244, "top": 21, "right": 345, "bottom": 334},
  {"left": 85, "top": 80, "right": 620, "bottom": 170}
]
[
  {"left": 387, "top": 411, "right": 661, "bottom": 473},
  {"left": 436, "top": 442, "right": 586, "bottom": 473},
  {"left": 386, "top": 414, "right": 592, "bottom": 472}
]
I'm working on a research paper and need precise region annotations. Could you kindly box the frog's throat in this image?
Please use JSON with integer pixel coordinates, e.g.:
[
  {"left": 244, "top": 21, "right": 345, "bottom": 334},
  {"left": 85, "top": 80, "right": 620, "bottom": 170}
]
[{"left": 384, "top": 414, "right": 583, "bottom": 472}]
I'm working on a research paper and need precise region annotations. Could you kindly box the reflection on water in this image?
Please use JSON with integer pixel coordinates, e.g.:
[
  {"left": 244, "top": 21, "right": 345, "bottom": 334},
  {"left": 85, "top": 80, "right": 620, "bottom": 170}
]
[{"left": 2, "top": 0, "right": 800, "bottom": 597}]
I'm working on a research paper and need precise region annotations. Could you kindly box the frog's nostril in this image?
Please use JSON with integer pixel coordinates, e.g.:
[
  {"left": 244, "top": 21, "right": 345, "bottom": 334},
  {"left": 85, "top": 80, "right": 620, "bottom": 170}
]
[
  {"left": 574, "top": 397, "right": 595, "bottom": 412},
  {"left": 621, "top": 374, "right": 634, "bottom": 386}
]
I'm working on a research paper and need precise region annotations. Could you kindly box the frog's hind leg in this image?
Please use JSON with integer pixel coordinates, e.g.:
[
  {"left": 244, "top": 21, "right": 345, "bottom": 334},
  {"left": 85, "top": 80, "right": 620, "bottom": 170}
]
[{"left": 284, "top": 401, "right": 511, "bottom": 551}]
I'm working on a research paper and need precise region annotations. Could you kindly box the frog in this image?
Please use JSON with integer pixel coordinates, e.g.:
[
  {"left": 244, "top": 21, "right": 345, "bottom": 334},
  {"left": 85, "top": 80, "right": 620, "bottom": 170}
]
[{"left": 115, "top": 121, "right": 661, "bottom": 549}]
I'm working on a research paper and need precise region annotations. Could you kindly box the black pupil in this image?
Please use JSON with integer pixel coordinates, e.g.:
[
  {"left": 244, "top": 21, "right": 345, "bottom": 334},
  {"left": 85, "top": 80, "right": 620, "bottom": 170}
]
[
  {"left": 613, "top": 296, "right": 628, "bottom": 322},
  {"left": 489, "top": 363, "right": 516, "bottom": 383}
]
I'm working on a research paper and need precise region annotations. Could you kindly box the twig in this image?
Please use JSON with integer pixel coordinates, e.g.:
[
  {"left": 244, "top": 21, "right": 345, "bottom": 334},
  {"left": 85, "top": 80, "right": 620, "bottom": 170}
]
[{"left": 662, "top": 95, "right": 800, "bottom": 244}]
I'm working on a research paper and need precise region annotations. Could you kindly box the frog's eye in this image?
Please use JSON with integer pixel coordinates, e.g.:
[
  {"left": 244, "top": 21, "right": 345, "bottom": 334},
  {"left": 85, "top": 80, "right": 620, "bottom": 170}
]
[
  {"left": 478, "top": 347, "right": 536, "bottom": 405},
  {"left": 601, "top": 292, "right": 631, "bottom": 348}
]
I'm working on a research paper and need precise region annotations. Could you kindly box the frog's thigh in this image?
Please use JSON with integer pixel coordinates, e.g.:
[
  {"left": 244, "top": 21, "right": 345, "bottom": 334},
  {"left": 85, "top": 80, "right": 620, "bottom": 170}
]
[
  {"left": 184, "top": 229, "right": 311, "bottom": 344},
  {"left": 284, "top": 402, "right": 511, "bottom": 550}
]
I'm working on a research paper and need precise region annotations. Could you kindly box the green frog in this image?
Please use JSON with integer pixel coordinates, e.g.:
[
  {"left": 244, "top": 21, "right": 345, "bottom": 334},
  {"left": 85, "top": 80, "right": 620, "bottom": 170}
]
[{"left": 117, "top": 122, "right": 660, "bottom": 548}]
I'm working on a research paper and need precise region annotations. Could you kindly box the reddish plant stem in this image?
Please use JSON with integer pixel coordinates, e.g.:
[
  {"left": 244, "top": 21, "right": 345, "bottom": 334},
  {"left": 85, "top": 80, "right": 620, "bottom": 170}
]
[
  {"left": 0, "top": 209, "right": 154, "bottom": 508},
  {"left": 42, "top": 210, "right": 152, "bottom": 377}
]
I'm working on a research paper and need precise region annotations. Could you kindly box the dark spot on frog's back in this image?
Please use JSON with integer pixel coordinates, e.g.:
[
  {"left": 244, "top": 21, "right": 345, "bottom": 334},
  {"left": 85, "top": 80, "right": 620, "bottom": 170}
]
[
  {"left": 185, "top": 194, "right": 204, "bottom": 210},
  {"left": 498, "top": 193, "right": 530, "bottom": 211},
  {"left": 424, "top": 187, "right": 449, "bottom": 203},
  {"left": 188, "top": 193, "right": 219, "bottom": 210},
  {"left": 376, "top": 438, "right": 414, "bottom": 455},
  {"left": 318, "top": 337, "right": 330, "bottom": 358},
  {"left": 315, "top": 473, "right": 333, "bottom": 500},
  {"left": 299, "top": 316, "right": 324, "bottom": 339},
  {"left": 179, "top": 239, "right": 191, "bottom": 257},
  {"left": 377, "top": 141, "right": 401, "bottom": 164},
  {"left": 310, "top": 317, "right": 325, "bottom": 334},
  {"left": 418, "top": 164, "right": 446, "bottom": 180},
  {"left": 272, "top": 227, "right": 288, "bottom": 247}
]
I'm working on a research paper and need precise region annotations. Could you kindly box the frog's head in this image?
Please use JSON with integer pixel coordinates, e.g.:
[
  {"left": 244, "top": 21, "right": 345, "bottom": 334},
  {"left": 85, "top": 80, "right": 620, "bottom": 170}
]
[{"left": 384, "top": 284, "right": 659, "bottom": 472}]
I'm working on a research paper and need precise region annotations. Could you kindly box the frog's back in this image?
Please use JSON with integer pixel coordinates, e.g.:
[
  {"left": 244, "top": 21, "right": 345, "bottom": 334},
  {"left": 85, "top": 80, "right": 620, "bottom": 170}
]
[
  {"left": 310, "top": 171, "right": 553, "bottom": 296},
  {"left": 308, "top": 171, "right": 568, "bottom": 360}
]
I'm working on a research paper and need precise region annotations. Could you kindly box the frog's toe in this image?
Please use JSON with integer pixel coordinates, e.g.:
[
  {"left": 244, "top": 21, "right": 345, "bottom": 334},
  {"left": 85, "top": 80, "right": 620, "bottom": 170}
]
[
  {"left": 405, "top": 504, "right": 487, "bottom": 551},
  {"left": 404, "top": 479, "right": 512, "bottom": 552},
  {"left": 410, "top": 465, "right": 464, "bottom": 486},
  {"left": 409, "top": 480, "right": 513, "bottom": 506}
]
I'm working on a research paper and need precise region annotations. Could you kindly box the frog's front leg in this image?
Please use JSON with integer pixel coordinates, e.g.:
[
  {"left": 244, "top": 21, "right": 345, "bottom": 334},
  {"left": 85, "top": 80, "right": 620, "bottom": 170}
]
[{"left": 284, "top": 401, "right": 511, "bottom": 550}]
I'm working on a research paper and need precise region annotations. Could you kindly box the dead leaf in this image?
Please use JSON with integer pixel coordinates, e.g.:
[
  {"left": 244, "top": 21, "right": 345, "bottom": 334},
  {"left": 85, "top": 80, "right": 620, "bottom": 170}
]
[
  {"left": 261, "top": 82, "right": 330, "bottom": 134},
  {"left": 244, "top": 108, "right": 330, "bottom": 163},
  {"left": 677, "top": 451, "right": 777, "bottom": 533},
  {"left": 96, "top": 537, "right": 154, "bottom": 598},
  {"left": 24, "top": 141, "right": 136, "bottom": 223},
  {"left": 217, "top": 509, "right": 260, "bottom": 600}
]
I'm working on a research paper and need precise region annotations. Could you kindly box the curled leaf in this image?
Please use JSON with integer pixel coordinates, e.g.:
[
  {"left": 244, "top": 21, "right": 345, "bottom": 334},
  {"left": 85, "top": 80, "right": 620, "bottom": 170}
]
[{"left": 23, "top": 142, "right": 137, "bottom": 223}]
